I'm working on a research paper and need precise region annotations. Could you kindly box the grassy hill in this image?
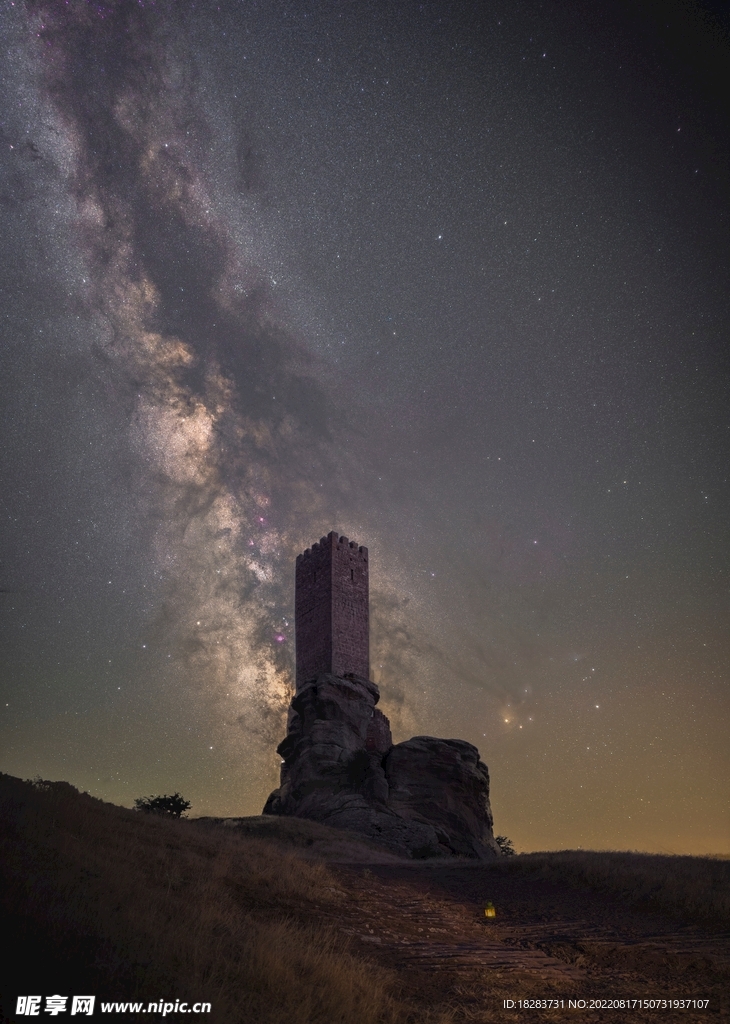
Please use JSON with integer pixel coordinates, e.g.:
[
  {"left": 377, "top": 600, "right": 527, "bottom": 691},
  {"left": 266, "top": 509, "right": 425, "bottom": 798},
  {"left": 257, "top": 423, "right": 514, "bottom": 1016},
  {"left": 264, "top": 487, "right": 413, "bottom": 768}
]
[
  {"left": 0, "top": 774, "right": 403, "bottom": 1024},
  {"left": 2, "top": 773, "right": 728, "bottom": 1023},
  {"left": 487, "top": 848, "right": 730, "bottom": 927}
]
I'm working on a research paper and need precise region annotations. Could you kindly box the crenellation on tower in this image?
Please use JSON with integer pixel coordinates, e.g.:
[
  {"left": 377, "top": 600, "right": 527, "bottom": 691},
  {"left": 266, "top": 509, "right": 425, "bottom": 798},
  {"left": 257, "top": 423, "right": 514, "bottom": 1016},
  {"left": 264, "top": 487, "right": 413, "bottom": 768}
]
[{"left": 295, "top": 530, "right": 369, "bottom": 688}]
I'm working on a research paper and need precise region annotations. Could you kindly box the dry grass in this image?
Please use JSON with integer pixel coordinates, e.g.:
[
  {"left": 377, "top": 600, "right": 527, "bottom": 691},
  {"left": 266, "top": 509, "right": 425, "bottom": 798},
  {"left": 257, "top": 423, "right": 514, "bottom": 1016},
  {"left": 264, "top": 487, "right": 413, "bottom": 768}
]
[
  {"left": 0, "top": 774, "right": 433, "bottom": 1024},
  {"left": 495, "top": 849, "right": 730, "bottom": 926},
  {"left": 4, "top": 773, "right": 727, "bottom": 1024},
  {"left": 193, "top": 814, "right": 405, "bottom": 863}
]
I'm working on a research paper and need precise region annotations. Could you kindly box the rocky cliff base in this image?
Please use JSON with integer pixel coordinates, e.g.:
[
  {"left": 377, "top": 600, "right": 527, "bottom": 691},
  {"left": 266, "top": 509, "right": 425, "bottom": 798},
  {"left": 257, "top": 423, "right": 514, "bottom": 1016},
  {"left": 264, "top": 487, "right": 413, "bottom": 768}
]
[{"left": 263, "top": 673, "right": 501, "bottom": 860}]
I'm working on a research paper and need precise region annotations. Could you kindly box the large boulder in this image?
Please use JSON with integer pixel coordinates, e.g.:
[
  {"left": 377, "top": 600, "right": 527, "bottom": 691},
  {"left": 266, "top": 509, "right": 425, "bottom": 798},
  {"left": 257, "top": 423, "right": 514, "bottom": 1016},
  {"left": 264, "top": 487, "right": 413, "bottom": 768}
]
[
  {"left": 264, "top": 674, "right": 390, "bottom": 818},
  {"left": 264, "top": 673, "right": 500, "bottom": 860},
  {"left": 385, "top": 736, "right": 501, "bottom": 858}
]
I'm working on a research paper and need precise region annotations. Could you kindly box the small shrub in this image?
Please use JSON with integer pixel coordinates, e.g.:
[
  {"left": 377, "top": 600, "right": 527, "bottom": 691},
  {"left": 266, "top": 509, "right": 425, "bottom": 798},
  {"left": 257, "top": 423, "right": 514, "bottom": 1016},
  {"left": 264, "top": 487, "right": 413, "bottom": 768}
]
[
  {"left": 411, "top": 844, "right": 441, "bottom": 860},
  {"left": 134, "top": 793, "right": 191, "bottom": 818},
  {"left": 495, "top": 834, "right": 516, "bottom": 856}
]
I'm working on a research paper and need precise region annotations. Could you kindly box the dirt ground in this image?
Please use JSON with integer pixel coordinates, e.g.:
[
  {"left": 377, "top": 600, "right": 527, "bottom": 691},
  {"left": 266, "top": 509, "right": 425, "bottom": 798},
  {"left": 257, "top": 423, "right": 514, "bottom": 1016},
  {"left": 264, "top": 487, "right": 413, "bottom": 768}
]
[{"left": 323, "top": 861, "right": 730, "bottom": 1023}]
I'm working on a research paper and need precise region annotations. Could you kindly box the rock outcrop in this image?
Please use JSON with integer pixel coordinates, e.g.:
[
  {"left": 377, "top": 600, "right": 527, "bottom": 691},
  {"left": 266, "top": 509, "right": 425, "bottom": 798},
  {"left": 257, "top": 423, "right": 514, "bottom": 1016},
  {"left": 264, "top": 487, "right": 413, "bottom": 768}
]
[{"left": 264, "top": 673, "right": 500, "bottom": 859}]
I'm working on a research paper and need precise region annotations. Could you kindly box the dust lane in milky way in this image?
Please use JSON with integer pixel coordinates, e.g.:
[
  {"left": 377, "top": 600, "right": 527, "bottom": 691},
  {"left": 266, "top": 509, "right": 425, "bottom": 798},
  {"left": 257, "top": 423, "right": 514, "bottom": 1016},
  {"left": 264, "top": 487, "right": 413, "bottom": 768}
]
[{"left": 0, "top": 0, "right": 728, "bottom": 854}]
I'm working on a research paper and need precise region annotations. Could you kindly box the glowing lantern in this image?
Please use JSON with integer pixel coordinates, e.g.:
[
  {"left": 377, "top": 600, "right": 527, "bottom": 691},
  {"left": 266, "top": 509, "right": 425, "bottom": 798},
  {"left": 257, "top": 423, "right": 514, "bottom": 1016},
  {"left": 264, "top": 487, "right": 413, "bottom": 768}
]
[{"left": 484, "top": 901, "right": 496, "bottom": 918}]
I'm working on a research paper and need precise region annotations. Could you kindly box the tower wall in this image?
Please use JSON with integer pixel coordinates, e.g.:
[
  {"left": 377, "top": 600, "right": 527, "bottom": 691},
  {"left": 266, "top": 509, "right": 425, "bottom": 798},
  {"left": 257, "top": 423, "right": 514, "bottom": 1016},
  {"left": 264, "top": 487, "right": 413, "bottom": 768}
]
[
  {"left": 294, "top": 537, "right": 333, "bottom": 688},
  {"left": 295, "top": 532, "right": 369, "bottom": 688}
]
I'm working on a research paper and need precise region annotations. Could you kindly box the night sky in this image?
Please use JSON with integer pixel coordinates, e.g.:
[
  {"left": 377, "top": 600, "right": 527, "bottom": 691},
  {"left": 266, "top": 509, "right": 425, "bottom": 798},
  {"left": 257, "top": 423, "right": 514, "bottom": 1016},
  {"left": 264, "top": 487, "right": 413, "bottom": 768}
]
[{"left": 1, "top": 0, "right": 728, "bottom": 854}]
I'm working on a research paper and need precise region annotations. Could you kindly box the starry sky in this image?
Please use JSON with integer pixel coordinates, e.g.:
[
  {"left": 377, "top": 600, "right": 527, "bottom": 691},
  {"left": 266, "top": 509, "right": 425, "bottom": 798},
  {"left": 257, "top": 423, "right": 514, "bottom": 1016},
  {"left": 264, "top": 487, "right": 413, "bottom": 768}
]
[{"left": 1, "top": 0, "right": 728, "bottom": 854}]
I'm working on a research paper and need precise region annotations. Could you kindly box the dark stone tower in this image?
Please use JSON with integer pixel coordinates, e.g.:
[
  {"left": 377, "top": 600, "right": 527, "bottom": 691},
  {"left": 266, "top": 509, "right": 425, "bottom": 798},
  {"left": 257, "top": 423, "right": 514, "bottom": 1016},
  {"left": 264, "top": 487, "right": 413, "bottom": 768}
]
[
  {"left": 265, "top": 534, "right": 500, "bottom": 859},
  {"left": 295, "top": 532, "right": 369, "bottom": 689}
]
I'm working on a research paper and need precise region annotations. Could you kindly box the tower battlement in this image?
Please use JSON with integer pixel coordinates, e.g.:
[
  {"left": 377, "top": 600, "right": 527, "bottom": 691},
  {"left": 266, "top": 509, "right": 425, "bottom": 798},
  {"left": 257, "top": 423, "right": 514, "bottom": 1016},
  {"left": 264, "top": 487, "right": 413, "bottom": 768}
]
[
  {"left": 295, "top": 531, "right": 369, "bottom": 688},
  {"left": 297, "top": 534, "right": 368, "bottom": 563}
]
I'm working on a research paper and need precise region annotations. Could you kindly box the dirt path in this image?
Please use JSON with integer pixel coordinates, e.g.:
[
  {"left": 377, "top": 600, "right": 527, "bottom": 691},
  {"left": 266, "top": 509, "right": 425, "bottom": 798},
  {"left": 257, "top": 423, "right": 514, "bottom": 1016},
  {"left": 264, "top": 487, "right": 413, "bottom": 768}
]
[{"left": 325, "top": 862, "right": 730, "bottom": 1022}]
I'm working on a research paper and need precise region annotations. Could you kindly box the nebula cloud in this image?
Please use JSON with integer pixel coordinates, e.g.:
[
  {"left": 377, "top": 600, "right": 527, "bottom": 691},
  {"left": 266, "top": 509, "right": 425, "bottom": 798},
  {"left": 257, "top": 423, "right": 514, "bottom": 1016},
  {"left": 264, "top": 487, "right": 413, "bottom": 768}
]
[{"left": 19, "top": 0, "right": 347, "bottom": 751}]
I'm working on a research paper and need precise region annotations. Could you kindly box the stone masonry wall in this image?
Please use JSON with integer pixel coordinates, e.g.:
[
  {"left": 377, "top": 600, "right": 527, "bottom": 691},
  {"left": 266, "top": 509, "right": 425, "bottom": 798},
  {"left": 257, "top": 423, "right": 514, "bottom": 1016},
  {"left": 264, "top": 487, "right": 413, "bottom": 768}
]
[
  {"left": 295, "top": 537, "right": 332, "bottom": 688},
  {"left": 331, "top": 534, "right": 369, "bottom": 681},
  {"left": 295, "top": 532, "right": 369, "bottom": 688}
]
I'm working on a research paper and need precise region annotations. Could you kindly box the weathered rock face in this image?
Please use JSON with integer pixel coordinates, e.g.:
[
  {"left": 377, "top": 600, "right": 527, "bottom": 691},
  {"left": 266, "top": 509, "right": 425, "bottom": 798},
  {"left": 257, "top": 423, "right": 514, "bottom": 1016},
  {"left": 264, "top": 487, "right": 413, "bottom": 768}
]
[
  {"left": 264, "top": 673, "right": 500, "bottom": 859},
  {"left": 384, "top": 736, "right": 498, "bottom": 859}
]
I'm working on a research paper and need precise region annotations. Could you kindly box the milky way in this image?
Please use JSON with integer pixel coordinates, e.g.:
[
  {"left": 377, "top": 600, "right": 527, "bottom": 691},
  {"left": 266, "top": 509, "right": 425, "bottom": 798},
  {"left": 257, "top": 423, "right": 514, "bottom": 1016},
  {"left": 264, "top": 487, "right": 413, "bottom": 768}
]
[{"left": 1, "top": 0, "right": 728, "bottom": 852}]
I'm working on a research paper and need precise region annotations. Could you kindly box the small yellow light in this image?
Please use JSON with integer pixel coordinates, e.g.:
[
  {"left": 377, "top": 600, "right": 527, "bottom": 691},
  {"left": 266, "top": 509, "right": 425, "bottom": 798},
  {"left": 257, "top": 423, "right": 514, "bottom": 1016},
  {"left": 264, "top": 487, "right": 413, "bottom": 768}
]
[{"left": 484, "top": 901, "right": 496, "bottom": 918}]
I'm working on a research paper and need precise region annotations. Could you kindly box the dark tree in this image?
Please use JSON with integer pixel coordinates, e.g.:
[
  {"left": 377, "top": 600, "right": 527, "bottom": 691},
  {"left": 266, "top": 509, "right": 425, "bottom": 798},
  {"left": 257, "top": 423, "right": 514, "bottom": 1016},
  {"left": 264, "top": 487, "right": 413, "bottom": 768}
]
[
  {"left": 134, "top": 793, "right": 191, "bottom": 818},
  {"left": 495, "top": 834, "right": 516, "bottom": 856}
]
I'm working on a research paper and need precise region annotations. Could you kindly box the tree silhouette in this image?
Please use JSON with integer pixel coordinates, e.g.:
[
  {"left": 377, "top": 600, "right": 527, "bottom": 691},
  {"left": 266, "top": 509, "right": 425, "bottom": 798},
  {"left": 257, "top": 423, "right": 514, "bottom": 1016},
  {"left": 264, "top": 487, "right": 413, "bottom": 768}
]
[
  {"left": 495, "top": 834, "right": 516, "bottom": 856},
  {"left": 134, "top": 793, "right": 191, "bottom": 818}
]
